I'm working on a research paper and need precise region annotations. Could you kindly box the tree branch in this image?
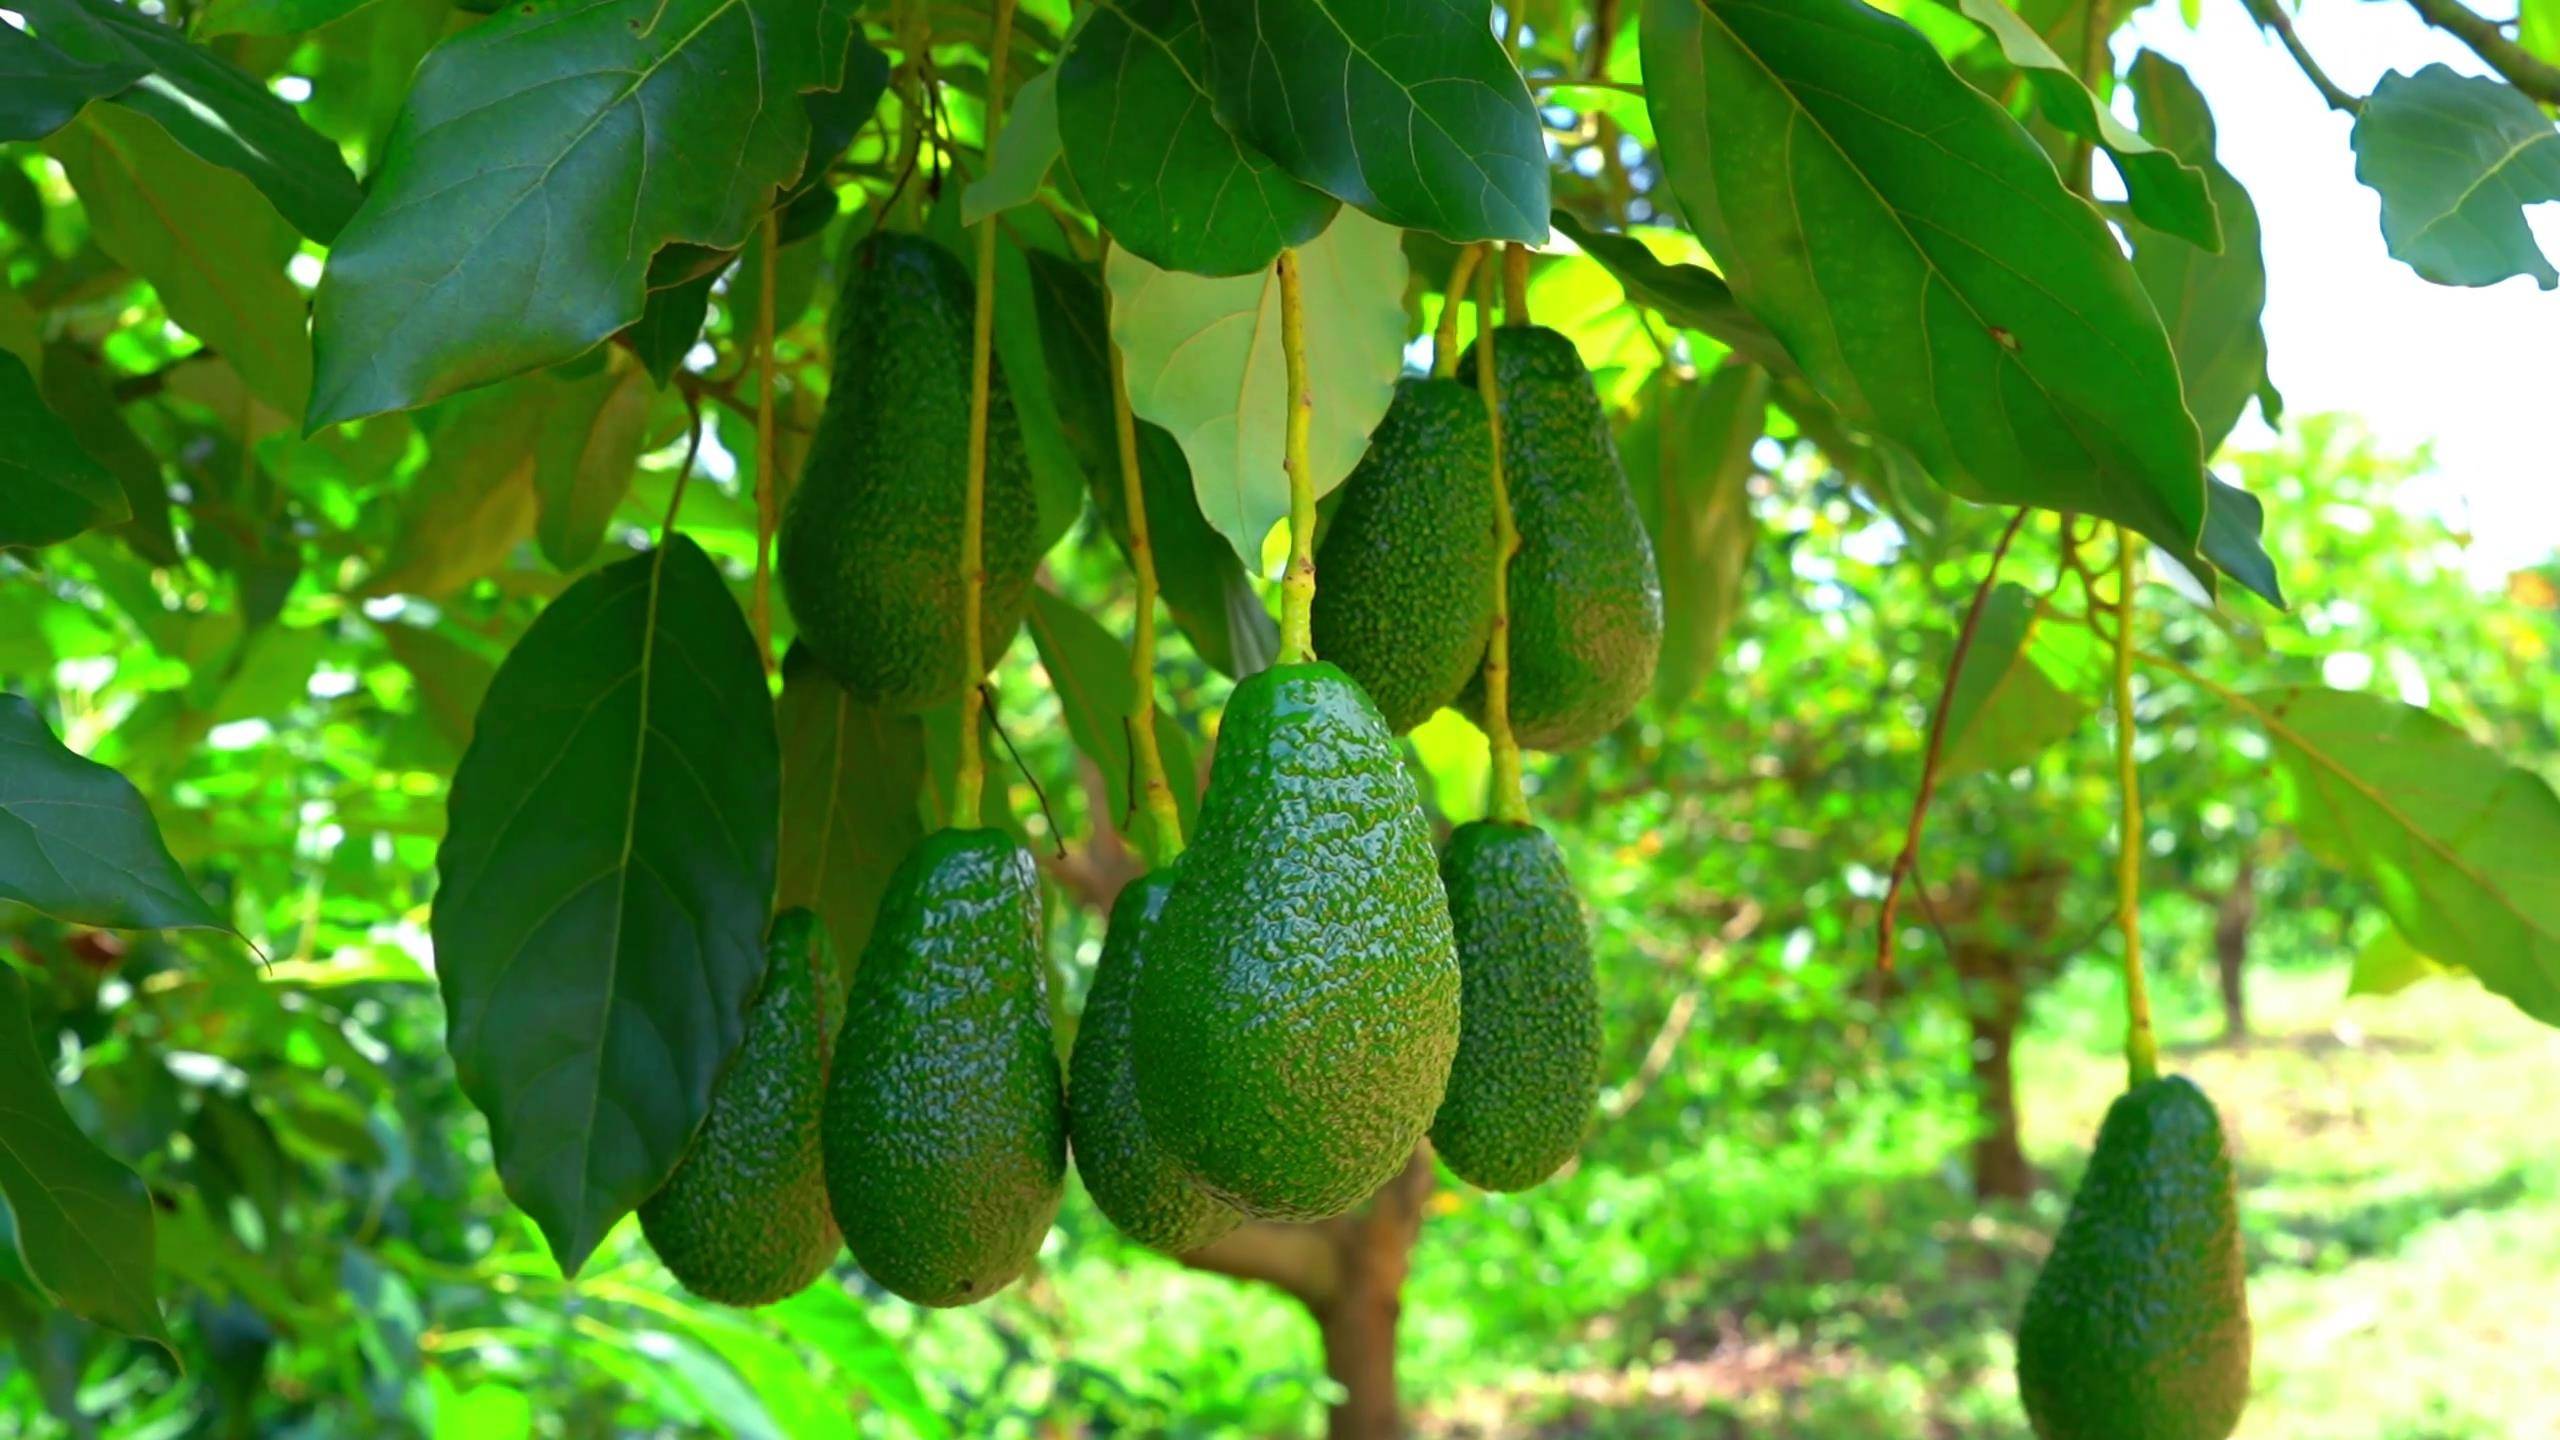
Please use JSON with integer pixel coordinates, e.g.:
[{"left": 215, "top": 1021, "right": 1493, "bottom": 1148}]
[
  {"left": 1179, "top": 1222, "right": 1341, "bottom": 1309},
  {"left": 2239, "top": 0, "right": 2366, "bottom": 113},
  {"left": 2403, "top": 0, "right": 2560, "bottom": 102}
]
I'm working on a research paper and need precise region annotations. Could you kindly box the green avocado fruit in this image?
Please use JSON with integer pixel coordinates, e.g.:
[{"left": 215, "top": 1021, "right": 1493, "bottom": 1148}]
[
  {"left": 822, "top": 829, "right": 1065, "bottom": 1307},
  {"left": 639, "top": 909, "right": 842, "bottom": 1306},
  {"left": 2016, "top": 1074, "right": 2252, "bottom": 1440},
  {"left": 1067, "top": 870, "right": 1243, "bottom": 1254},
  {"left": 1311, "top": 377, "right": 1499, "bottom": 734},
  {"left": 1132, "top": 662, "right": 1460, "bottom": 1222},
  {"left": 1429, "top": 822, "right": 1601, "bottom": 1192},
  {"left": 1457, "top": 324, "right": 1662, "bottom": 751},
  {"left": 778, "top": 232, "right": 1037, "bottom": 712}
]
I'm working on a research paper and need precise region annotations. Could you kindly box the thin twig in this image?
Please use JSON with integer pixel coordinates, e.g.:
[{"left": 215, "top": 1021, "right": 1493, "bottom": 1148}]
[
  {"left": 659, "top": 391, "right": 705, "bottom": 548},
  {"left": 2403, "top": 0, "right": 2560, "bottom": 102},
  {"left": 2239, "top": 0, "right": 2365, "bottom": 113},
  {"left": 979, "top": 685, "right": 1066, "bottom": 858},
  {"left": 1874, "top": 508, "right": 2033, "bottom": 973}
]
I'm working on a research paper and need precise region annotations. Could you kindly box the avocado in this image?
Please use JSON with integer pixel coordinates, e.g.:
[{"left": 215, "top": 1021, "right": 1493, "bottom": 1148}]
[
  {"left": 2016, "top": 1074, "right": 2252, "bottom": 1440},
  {"left": 1457, "top": 325, "right": 1662, "bottom": 751},
  {"left": 822, "top": 829, "right": 1065, "bottom": 1307},
  {"left": 1311, "top": 378, "right": 1500, "bottom": 734},
  {"left": 1068, "top": 870, "right": 1243, "bottom": 1253},
  {"left": 779, "top": 233, "right": 1038, "bottom": 712},
  {"left": 639, "top": 910, "right": 841, "bottom": 1304},
  {"left": 1131, "top": 662, "right": 1460, "bottom": 1222},
  {"left": 1430, "top": 822, "right": 1601, "bottom": 1192}
]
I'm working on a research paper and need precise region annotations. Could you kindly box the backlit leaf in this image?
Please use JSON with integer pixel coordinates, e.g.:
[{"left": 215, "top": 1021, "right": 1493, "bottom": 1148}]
[
  {"left": 962, "top": 66, "right": 1061, "bottom": 224},
  {"left": 2352, "top": 64, "right": 2560, "bottom": 289},
  {"left": 1936, "top": 582, "right": 2105, "bottom": 776},
  {"left": 775, "top": 645, "right": 926, "bottom": 986},
  {"left": 2127, "top": 51, "right": 2271, "bottom": 458}
]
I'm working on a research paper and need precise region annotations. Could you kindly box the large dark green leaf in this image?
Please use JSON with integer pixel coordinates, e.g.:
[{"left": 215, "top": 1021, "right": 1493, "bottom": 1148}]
[
  {"left": 1641, "top": 0, "right": 2226, "bottom": 594},
  {"left": 774, "top": 645, "right": 925, "bottom": 987},
  {"left": 1198, "top": 0, "right": 1549, "bottom": 242},
  {"left": 0, "top": 352, "right": 128, "bottom": 551},
  {"left": 2253, "top": 686, "right": 2560, "bottom": 1025},
  {"left": 624, "top": 271, "right": 719, "bottom": 387},
  {"left": 0, "top": 965, "right": 170, "bottom": 1356},
  {"left": 49, "top": 104, "right": 311, "bottom": 417},
  {"left": 14, "top": 0, "right": 362, "bottom": 240},
  {"left": 1550, "top": 211, "right": 1786, "bottom": 371},
  {"left": 2351, "top": 65, "right": 2560, "bottom": 290},
  {"left": 1025, "top": 587, "right": 1199, "bottom": 852},
  {"left": 307, "top": 0, "right": 860, "bottom": 427},
  {"left": 432, "top": 536, "right": 780, "bottom": 1275},
  {"left": 0, "top": 18, "right": 141, "bottom": 141},
  {"left": 1056, "top": 0, "right": 1338, "bottom": 276},
  {"left": 35, "top": 342, "right": 178, "bottom": 565},
  {"left": 2127, "top": 51, "right": 2270, "bottom": 458},
  {"left": 0, "top": 693, "right": 222, "bottom": 931},
  {"left": 1024, "top": 249, "right": 1276, "bottom": 677}
]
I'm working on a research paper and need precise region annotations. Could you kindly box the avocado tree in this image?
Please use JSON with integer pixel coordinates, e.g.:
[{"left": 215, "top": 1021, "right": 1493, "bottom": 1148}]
[{"left": 5, "top": 0, "right": 2560, "bottom": 1436}]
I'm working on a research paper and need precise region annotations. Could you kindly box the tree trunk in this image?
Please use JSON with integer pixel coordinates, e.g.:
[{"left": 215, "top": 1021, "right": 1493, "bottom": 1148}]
[
  {"left": 2215, "top": 851, "right": 2257, "bottom": 1042},
  {"left": 1965, "top": 962, "right": 2033, "bottom": 1202}
]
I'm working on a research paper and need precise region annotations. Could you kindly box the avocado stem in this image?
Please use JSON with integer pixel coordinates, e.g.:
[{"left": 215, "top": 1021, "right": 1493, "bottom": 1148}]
[
  {"left": 1475, "top": 259, "right": 1531, "bottom": 827},
  {"left": 1275, "top": 248, "right": 1318, "bottom": 667},
  {"left": 2111, "top": 525, "right": 2160, "bottom": 1087},
  {"left": 750, "top": 208, "right": 780, "bottom": 677},
  {"left": 1104, "top": 236, "right": 1186, "bottom": 863},
  {"left": 1503, "top": 242, "right": 1531, "bottom": 328},
  {"left": 953, "top": 0, "right": 1018, "bottom": 827},
  {"left": 1431, "top": 244, "right": 1486, "bottom": 381}
]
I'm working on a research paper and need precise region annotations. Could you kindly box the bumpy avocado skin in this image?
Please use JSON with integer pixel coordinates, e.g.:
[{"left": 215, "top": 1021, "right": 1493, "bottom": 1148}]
[
  {"left": 1429, "top": 822, "right": 1601, "bottom": 1192},
  {"left": 1457, "top": 325, "right": 1662, "bottom": 751},
  {"left": 822, "top": 830, "right": 1065, "bottom": 1307},
  {"left": 1067, "top": 870, "right": 1243, "bottom": 1254},
  {"left": 639, "top": 909, "right": 843, "bottom": 1306},
  {"left": 2017, "top": 1075, "right": 2252, "bottom": 1440},
  {"left": 1311, "top": 378, "right": 1499, "bottom": 734},
  {"left": 1132, "top": 663, "right": 1460, "bottom": 1222},
  {"left": 778, "top": 233, "right": 1037, "bottom": 711}
]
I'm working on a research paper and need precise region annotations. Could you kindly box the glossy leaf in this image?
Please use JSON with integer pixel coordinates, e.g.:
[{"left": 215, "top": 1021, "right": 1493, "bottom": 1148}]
[
  {"left": 1642, "top": 0, "right": 2226, "bottom": 595},
  {"left": 1936, "top": 583, "right": 2104, "bottom": 777},
  {"left": 1025, "top": 587, "right": 1199, "bottom": 849},
  {"left": 34, "top": 341, "right": 177, "bottom": 564},
  {"left": 962, "top": 66, "right": 1061, "bottom": 224},
  {"left": 1197, "top": 0, "right": 1549, "bottom": 242},
  {"left": 2254, "top": 685, "right": 2560, "bottom": 1025},
  {"left": 1951, "top": 0, "right": 2218, "bottom": 250},
  {"left": 2127, "top": 51, "right": 2271, "bottom": 458},
  {"left": 2352, "top": 65, "right": 2560, "bottom": 290},
  {"left": 307, "top": 0, "right": 861, "bottom": 426},
  {"left": 2199, "top": 475, "right": 2283, "bottom": 612},
  {"left": 0, "top": 350, "right": 128, "bottom": 550},
  {"left": 15, "top": 0, "right": 363, "bottom": 240},
  {"left": 431, "top": 536, "right": 780, "bottom": 1275},
  {"left": 49, "top": 105, "right": 311, "bottom": 418},
  {"left": 1055, "top": 0, "right": 1338, "bottom": 276},
  {"left": 1107, "top": 207, "right": 1408, "bottom": 563},
  {"left": 0, "top": 692, "right": 223, "bottom": 931},
  {"left": 0, "top": 18, "right": 141, "bottom": 142},
  {"left": 774, "top": 645, "right": 926, "bottom": 986},
  {"left": 625, "top": 271, "right": 719, "bottom": 388},
  {"left": 1550, "top": 210, "right": 1786, "bottom": 371},
  {"left": 0, "top": 966, "right": 171, "bottom": 1355}
]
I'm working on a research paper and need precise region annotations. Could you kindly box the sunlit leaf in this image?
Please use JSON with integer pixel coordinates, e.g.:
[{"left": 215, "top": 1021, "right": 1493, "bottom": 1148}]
[
  {"left": 1622, "top": 362, "right": 1765, "bottom": 711},
  {"left": 2127, "top": 51, "right": 2271, "bottom": 458},
  {"left": 2352, "top": 65, "right": 2560, "bottom": 290},
  {"left": 1937, "top": 583, "right": 2105, "bottom": 776},
  {"left": 962, "top": 66, "right": 1061, "bottom": 224}
]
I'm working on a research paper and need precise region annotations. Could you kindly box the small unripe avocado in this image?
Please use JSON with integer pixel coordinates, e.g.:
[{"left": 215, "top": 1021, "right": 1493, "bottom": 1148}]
[
  {"left": 1430, "top": 822, "right": 1600, "bottom": 1192},
  {"left": 1132, "top": 662, "right": 1460, "bottom": 1222},
  {"left": 823, "top": 830, "right": 1065, "bottom": 1307},
  {"left": 778, "top": 233, "right": 1037, "bottom": 711},
  {"left": 1067, "top": 870, "right": 1242, "bottom": 1254},
  {"left": 639, "top": 909, "right": 842, "bottom": 1306},
  {"left": 1457, "top": 325, "right": 1662, "bottom": 751},
  {"left": 1311, "top": 377, "right": 1499, "bottom": 734},
  {"left": 2016, "top": 1074, "right": 2252, "bottom": 1440}
]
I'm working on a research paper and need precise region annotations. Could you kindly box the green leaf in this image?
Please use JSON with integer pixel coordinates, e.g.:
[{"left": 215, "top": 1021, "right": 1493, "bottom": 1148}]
[
  {"left": 2199, "top": 475, "right": 2282, "bottom": 612},
  {"left": 15, "top": 0, "right": 363, "bottom": 240},
  {"left": 1949, "top": 0, "right": 2218, "bottom": 250},
  {"left": 2126, "top": 51, "right": 2271, "bottom": 459},
  {"left": 1055, "top": 0, "right": 1338, "bottom": 276},
  {"left": 432, "top": 536, "right": 780, "bottom": 1276},
  {"left": 0, "top": 18, "right": 142, "bottom": 142},
  {"left": 34, "top": 343, "right": 178, "bottom": 565},
  {"left": 0, "top": 351, "right": 128, "bottom": 551},
  {"left": 961, "top": 66, "right": 1061, "bottom": 224},
  {"left": 0, "top": 965, "right": 171, "bottom": 1356},
  {"left": 1641, "top": 0, "right": 2216, "bottom": 589},
  {"left": 1106, "top": 206, "right": 1409, "bottom": 563},
  {"left": 1936, "top": 582, "right": 2104, "bottom": 776},
  {"left": 1022, "top": 248, "right": 1276, "bottom": 676},
  {"left": 307, "top": 0, "right": 861, "bottom": 426},
  {"left": 2253, "top": 685, "right": 2560, "bottom": 1026},
  {"left": 771, "top": 1284, "right": 950, "bottom": 1439},
  {"left": 626, "top": 271, "right": 719, "bottom": 387},
  {"left": 1549, "top": 210, "right": 1786, "bottom": 371},
  {"left": 1026, "top": 587, "right": 1198, "bottom": 853},
  {"left": 1198, "top": 0, "right": 1549, "bottom": 242},
  {"left": 775, "top": 645, "right": 926, "bottom": 986},
  {"left": 2346, "top": 928, "right": 2455, "bottom": 999},
  {"left": 532, "top": 354, "right": 658, "bottom": 571},
  {"left": 2352, "top": 65, "right": 2560, "bottom": 290},
  {"left": 0, "top": 693, "right": 223, "bottom": 931},
  {"left": 48, "top": 105, "right": 311, "bottom": 418},
  {"left": 194, "top": 0, "right": 384, "bottom": 38},
  {"left": 363, "top": 386, "right": 549, "bottom": 598},
  {"left": 380, "top": 621, "right": 500, "bottom": 752},
  {"left": 1622, "top": 362, "right": 1765, "bottom": 711}
]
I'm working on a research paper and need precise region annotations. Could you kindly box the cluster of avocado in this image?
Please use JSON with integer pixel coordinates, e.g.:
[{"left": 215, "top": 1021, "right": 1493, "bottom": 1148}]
[{"left": 640, "top": 235, "right": 1658, "bottom": 1309}]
